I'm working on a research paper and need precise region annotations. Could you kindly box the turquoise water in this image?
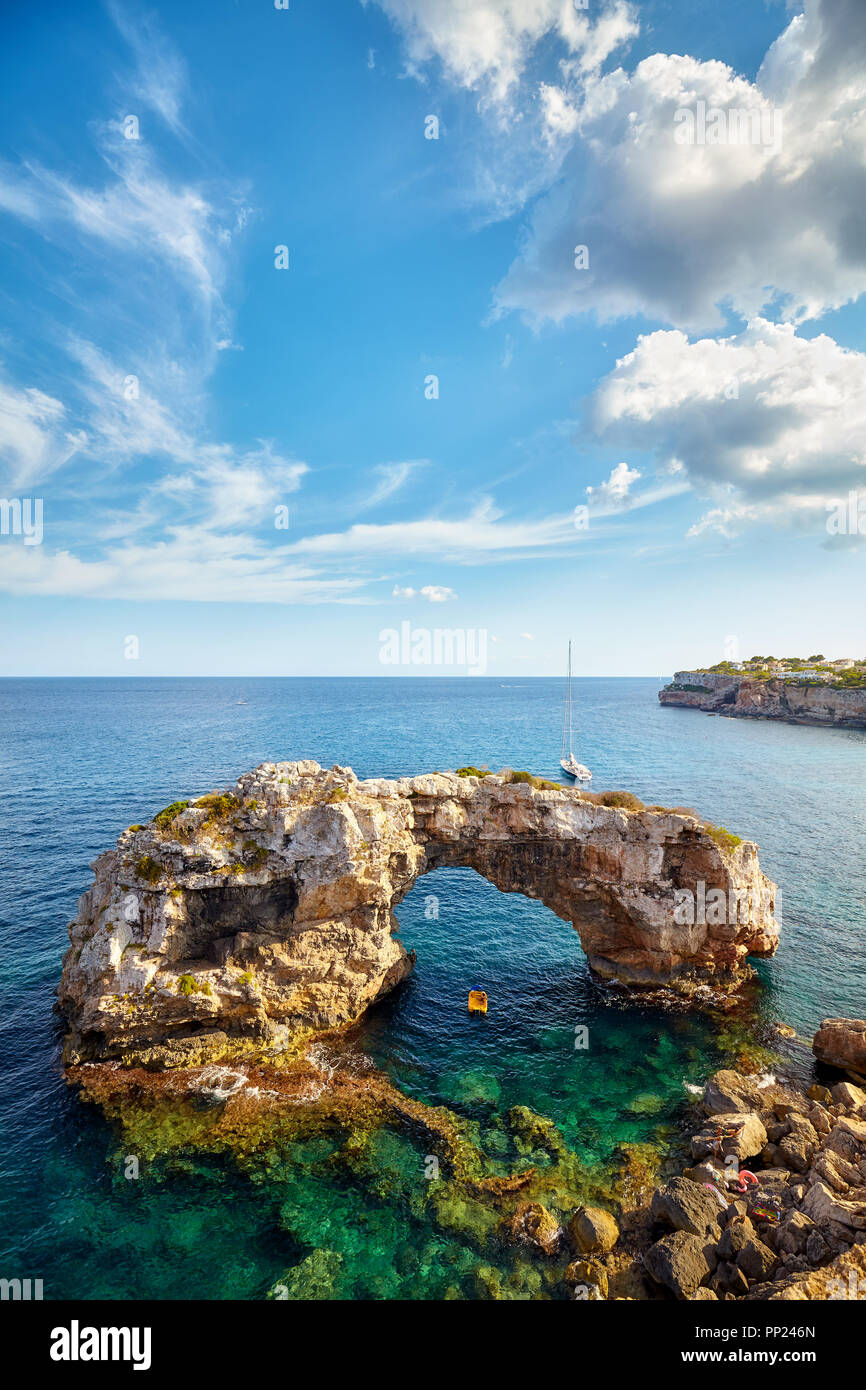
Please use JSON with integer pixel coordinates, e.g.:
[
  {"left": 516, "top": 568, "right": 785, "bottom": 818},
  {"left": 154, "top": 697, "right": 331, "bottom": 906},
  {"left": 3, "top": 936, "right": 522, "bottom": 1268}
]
[{"left": 1, "top": 677, "right": 864, "bottom": 1299}]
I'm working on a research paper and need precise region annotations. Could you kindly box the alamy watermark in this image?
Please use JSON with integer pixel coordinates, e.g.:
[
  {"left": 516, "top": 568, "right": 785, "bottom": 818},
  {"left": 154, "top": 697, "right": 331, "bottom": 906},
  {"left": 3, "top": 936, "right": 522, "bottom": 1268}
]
[
  {"left": 674, "top": 100, "right": 782, "bottom": 148},
  {"left": 826, "top": 490, "right": 866, "bottom": 537},
  {"left": 673, "top": 881, "right": 771, "bottom": 926},
  {"left": 379, "top": 621, "right": 487, "bottom": 676},
  {"left": 0, "top": 497, "right": 43, "bottom": 545}
]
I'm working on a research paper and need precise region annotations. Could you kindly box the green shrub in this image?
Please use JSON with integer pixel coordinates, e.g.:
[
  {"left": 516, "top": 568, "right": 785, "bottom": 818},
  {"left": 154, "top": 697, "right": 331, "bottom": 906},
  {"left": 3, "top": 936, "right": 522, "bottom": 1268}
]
[
  {"left": 242, "top": 840, "right": 268, "bottom": 867},
  {"left": 153, "top": 800, "right": 190, "bottom": 831},
  {"left": 455, "top": 766, "right": 491, "bottom": 778},
  {"left": 326, "top": 786, "right": 349, "bottom": 802},
  {"left": 580, "top": 789, "right": 646, "bottom": 811},
  {"left": 134, "top": 855, "right": 163, "bottom": 885},
  {"left": 176, "top": 973, "right": 212, "bottom": 997},
  {"left": 704, "top": 823, "right": 743, "bottom": 853},
  {"left": 196, "top": 791, "right": 241, "bottom": 825}
]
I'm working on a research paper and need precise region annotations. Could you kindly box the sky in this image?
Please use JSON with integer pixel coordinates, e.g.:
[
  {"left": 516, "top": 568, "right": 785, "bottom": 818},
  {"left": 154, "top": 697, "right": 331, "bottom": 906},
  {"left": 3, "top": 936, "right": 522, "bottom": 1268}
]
[{"left": 0, "top": 0, "right": 864, "bottom": 676}]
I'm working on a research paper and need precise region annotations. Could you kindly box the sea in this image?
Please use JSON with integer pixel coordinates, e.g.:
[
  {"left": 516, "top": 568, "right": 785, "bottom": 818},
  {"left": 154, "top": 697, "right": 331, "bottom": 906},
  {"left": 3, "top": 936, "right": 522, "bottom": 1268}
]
[{"left": 1, "top": 676, "right": 864, "bottom": 1299}]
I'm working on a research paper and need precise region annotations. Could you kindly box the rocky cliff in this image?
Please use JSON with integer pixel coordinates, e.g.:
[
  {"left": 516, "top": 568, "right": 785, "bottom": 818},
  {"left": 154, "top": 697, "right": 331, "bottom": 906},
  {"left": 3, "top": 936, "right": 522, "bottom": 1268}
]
[
  {"left": 659, "top": 671, "right": 866, "bottom": 728},
  {"left": 58, "top": 761, "right": 778, "bottom": 1063}
]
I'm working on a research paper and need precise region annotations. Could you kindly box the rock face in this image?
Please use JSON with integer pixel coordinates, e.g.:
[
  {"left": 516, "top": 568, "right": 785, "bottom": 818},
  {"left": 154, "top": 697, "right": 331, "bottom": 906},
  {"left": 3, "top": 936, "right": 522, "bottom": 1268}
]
[
  {"left": 659, "top": 672, "right": 866, "bottom": 728},
  {"left": 57, "top": 760, "right": 778, "bottom": 1063},
  {"left": 813, "top": 1018, "right": 866, "bottom": 1079},
  {"left": 637, "top": 1062, "right": 866, "bottom": 1301}
]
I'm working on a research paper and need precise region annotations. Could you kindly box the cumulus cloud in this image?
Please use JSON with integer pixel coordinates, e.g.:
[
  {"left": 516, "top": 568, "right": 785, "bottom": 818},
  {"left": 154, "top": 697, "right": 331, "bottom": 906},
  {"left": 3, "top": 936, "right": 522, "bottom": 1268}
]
[
  {"left": 586, "top": 461, "right": 641, "bottom": 507},
  {"left": 392, "top": 584, "right": 457, "bottom": 602},
  {"left": 495, "top": 0, "right": 866, "bottom": 330},
  {"left": 367, "top": 0, "right": 637, "bottom": 104},
  {"left": 592, "top": 318, "right": 866, "bottom": 534}
]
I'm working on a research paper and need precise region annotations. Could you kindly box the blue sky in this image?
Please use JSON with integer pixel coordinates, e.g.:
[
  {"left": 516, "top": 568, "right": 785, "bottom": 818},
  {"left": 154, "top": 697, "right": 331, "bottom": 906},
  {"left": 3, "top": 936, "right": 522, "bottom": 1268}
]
[{"left": 0, "top": 0, "right": 864, "bottom": 675}]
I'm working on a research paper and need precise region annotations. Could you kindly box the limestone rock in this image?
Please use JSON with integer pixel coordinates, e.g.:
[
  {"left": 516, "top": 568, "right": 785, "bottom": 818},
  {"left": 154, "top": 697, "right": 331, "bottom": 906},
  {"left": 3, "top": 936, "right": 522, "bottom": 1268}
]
[
  {"left": 659, "top": 674, "right": 866, "bottom": 729},
  {"left": 736, "top": 1237, "right": 777, "bottom": 1283},
  {"left": 569, "top": 1206, "right": 619, "bottom": 1254},
  {"left": 813, "top": 1018, "right": 866, "bottom": 1078},
  {"left": 691, "top": 1111, "right": 768, "bottom": 1162},
  {"left": 702, "top": 1069, "right": 783, "bottom": 1116},
  {"left": 651, "top": 1177, "right": 724, "bottom": 1238},
  {"left": 644, "top": 1231, "right": 711, "bottom": 1299},
  {"left": 504, "top": 1202, "right": 563, "bottom": 1256},
  {"left": 565, "top": 1259, "right": 609, "bottom": 1298},
  {"left": 57, "top": 760, "right": 779, "bottom": 1061}
]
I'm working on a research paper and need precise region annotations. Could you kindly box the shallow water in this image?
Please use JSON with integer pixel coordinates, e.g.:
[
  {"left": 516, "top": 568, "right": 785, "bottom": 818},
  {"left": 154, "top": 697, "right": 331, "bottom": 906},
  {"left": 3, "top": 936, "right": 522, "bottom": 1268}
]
[{"left": 1, "top": 676, "right": 864, "bottom": 1298}]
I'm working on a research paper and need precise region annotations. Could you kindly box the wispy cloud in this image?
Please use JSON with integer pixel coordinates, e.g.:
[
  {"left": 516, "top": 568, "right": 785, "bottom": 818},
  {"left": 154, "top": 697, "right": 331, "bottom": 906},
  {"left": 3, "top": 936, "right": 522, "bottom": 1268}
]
[
  {"left": 360, "top": 460, "right": 424, "bottom": 509},
  {"left": 0, "top": 376, "right": 86, "bottom": 488}
]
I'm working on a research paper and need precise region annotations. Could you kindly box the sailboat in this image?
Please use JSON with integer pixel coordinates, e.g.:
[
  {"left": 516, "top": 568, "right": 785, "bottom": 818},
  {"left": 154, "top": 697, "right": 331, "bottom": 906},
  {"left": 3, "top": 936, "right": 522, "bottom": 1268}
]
[{"left": 560, "top": 640, "right": 592, "bottom": 781}]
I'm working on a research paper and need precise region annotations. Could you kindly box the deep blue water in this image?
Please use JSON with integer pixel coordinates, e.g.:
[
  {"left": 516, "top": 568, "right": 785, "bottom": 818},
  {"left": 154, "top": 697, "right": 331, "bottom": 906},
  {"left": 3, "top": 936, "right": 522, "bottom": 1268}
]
[{"left": 1, "top": 677, "right": 864, "bottom": 1299}]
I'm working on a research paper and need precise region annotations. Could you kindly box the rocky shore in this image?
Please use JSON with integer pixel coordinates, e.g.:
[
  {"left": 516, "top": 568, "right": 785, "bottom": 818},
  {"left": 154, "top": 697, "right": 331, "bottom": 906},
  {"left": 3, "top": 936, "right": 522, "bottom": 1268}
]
[
  {"left": 555, "top": 1022, "right": 866, "bottom": 1301},
  {"left": 659, "top": 671, "right": 866, "bottom": 728}
]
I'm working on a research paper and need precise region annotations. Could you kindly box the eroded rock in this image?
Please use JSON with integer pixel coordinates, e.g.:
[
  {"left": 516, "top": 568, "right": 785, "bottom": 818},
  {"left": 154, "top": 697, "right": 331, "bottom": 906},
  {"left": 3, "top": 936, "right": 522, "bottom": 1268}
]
[{"left": 58, "top": 760, "right": 779, "bottom": 1061}]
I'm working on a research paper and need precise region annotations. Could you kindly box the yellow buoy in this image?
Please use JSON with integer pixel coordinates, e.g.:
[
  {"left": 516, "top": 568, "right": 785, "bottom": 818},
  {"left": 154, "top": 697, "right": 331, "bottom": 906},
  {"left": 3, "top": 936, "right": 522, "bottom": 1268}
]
[{"left": 468, "top": 990, "right": 488, "bottom": 1014}]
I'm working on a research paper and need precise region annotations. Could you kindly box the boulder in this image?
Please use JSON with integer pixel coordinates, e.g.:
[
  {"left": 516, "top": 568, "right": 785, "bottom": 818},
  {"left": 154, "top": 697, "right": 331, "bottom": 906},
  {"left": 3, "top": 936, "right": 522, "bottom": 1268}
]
[
  {"left": 651, "top": 1177, "right": 723, "bottom": 1238},
  {"left": 833, "top": 1081, "right": 866, "bottom": 1112},
  {"left": 644, "top": 1231, "right": 711, "bottom": 1299},
  {"left": 775, "top": 1211, "right": 815, "bottom": 1257},
  {"left": 691, "top": 1111, "right": 767, "bottom": 1162},
  {"left": 718, "top": 1216, "right": 756, "bottom": 1260},
  {"left": 777, "top": 1131, "right": 815, "bottom": 1174},
  {"left": 504, "top": 1201, "right": 563, "bottom": 1255},
  {"left": 737, "top": 1236, "right": 777, "bottom": 1283},
  {"left": 813, "top": 1018, "right": 866, "bottom": 1079},
  {"left": 711, "top": 1260, "right": 750, "bottom": 1296},
  {"left": 565, "top": 1259, "right": 608, "bottom": 1299},
  {"left": 702, "top": 1070, "right": 769, "bottom": 1116},
  {"left": 569, "top": 1206, "right": 619, "bottom": 1255},
  {"left": 802, "top": 1179, "right": 866, "bottom": 1231}
]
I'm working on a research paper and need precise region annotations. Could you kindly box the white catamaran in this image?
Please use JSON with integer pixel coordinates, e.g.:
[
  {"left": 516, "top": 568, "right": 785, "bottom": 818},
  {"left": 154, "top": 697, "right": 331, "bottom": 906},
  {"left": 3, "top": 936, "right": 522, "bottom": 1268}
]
[{"left": 560, "top": 640, "right": 592, "bottom": 781}]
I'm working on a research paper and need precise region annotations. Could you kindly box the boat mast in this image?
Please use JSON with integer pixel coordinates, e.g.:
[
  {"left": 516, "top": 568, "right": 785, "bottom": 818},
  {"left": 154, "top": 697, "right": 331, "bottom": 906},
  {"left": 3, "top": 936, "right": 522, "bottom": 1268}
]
[{"left": 561, "top": 640, "right": 574, "bottom": 760}]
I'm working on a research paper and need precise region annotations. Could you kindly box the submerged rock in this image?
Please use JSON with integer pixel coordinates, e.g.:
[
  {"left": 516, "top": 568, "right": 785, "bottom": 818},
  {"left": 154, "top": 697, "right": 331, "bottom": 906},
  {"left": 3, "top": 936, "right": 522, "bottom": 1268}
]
[{"left": 503, "top": 1202, "right": 564, "bottom": 1256}]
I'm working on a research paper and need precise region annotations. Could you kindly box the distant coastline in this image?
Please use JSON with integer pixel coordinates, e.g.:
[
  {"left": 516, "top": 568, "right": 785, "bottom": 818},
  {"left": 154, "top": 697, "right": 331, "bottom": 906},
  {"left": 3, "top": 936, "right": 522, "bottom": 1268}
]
[{"left": 660, "top": 658, "right": 866, "bottom": 729}]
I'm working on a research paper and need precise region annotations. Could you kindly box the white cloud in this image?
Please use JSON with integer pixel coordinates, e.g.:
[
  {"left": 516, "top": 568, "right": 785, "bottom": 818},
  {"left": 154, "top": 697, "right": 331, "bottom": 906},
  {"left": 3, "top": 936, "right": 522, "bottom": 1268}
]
[
  {"left": 520, "top": 631, "right": 535, "bottom": 639},
  {"left": 368, "top": 0, "right": 636, "bottom": 104},
  {"left": 0, "top": 377, "right": 85, "bottom": 488},
  {"left": 361, "top": 460, "right": 423, "bottom": 509},
  {"left": 592, "top": 317, "right": 866, "bottom": 534},
  {"left": 109, "top": 1, "right": 189, "bottom": 135},
  {"left": 420, "top": 584, "right": 456, "bottom": 602},
  {"left": 586, "top": 461, "right": 640, "bottom": 507},
  {"left": 286, "top": 497, "right": 576, "bottom": 560},
  {"left": 0, "top": 529, "right": 359, "bottom": 605},
  {"left": 495, "top": 0, "right": 866, "bottom": 330},
  {"left": 392, "top": 583, "right": 457, "bottom": 601}
]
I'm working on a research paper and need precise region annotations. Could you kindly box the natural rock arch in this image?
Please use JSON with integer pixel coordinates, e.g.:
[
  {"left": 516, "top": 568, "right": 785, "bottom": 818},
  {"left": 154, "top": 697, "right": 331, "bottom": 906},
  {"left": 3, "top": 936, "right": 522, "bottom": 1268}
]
[{"left": 59, "top": 762, "right": 778, "bottom": 1062}]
